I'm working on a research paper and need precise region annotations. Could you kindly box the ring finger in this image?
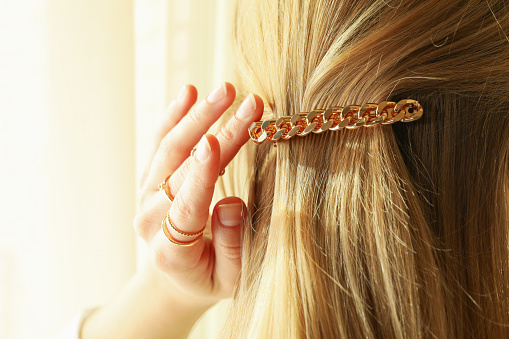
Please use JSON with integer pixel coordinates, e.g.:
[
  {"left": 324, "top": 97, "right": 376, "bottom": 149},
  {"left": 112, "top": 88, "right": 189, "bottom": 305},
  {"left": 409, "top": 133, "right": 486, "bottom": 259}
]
[{"left": 139, "top": 85, "right": 198, "bottom": 189}]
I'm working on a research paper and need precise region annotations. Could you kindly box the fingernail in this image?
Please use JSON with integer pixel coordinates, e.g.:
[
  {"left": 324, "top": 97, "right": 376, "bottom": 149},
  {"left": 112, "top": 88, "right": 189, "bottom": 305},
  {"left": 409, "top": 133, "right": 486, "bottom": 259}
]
[
  {"left": 176, "top": 85, "right": 187, "bottom": 102},
  {"left": 235, "top": 94, "right": 256, "bottom": 120},
  {"left": 206, "top": 83, "right": 226, "bottom": 103},
  {"left": 217, "top": 203, "right": 243, "bottom": 227},
  {"left": 196, "top": 135, "right": 211, "bottom": 162}
]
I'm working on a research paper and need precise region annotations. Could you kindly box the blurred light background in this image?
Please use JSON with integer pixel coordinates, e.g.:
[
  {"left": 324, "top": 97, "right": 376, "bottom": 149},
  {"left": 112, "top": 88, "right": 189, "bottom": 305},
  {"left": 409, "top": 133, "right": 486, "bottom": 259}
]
[{"left": 0, "top": 0, "right": 234, "bottom": 338}]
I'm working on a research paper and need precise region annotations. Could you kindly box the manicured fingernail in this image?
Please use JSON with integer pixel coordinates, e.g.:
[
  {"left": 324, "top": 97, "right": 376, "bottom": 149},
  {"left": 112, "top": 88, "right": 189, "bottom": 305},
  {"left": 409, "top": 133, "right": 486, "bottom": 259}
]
[
  {"left": 217, "top": 203, "right": 243, "bottom": 227},
  {"left": 196, "top": 135, "right": 211, "bottom": 162},
  {"left": 235, "top": 94, "right": 256, "bottom": 120},
  {"left": 206, "top": 83, "right": 226, "bottom": 103},
  {"left": 176, "top": 85, "right": 187, "bottom": 102}
]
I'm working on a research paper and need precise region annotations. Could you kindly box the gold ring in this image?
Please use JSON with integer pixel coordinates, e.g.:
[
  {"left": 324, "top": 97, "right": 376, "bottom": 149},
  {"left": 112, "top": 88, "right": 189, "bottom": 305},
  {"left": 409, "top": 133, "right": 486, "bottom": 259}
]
[
  {"left": 161, "top": 215, "right": 202, "bottom": 247},
  {"left": 166, "top": 211, "right": 205, "bottom": 237},
  {"left": 158, "top": 175, "right": 174, "bottom": 203}
]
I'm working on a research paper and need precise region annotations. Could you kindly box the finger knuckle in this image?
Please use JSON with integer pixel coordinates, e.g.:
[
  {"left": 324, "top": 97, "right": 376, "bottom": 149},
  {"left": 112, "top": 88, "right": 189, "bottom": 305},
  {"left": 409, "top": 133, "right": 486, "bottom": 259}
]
[
  {"left": 173, "top": 198, "right": 196, "bottom": 220},
  {"left": 159, "top": 132, "right": 175, "bottom": 155},
  {"left": 216, "top": 242, "right": 242, "bottom": 261},
  {"left": 190, "top": 155, "right": 218, "bottom": 190},
  {"left": 190, "top": 168, "right": 215, "bottom": 191},
  {"left": 169, "top": 163, "right": 189, "bottom": 189},
  {"left": 152, "top": 248, "right": 172, "bottom": 273},
  {"left": 174, "top": 192, "right": 211, "bottom": 220},
  {"left": 217, "top": 125, "right": 243, "bottom": 149},
  {"left": 184, "top": 158, "right": 193, "bottom": 172},
  {"left": 152, "top": 246, "right": 195, "bottom": 273},
  {"left": 217, "top": 125, "right": 236, "bottom": 144},
  {"left": 188, "top": 106, "right": 203, "bottom": 125},
  {"left": 133, "top": 212, "right": 155, "bottom": 240}
]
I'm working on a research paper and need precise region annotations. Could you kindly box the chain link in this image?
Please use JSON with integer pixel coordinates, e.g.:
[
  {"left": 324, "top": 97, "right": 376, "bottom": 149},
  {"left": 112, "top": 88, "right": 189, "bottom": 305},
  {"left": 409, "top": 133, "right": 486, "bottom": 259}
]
[{"left": 248, "top": 99, "right": 423, "bottom": 146}]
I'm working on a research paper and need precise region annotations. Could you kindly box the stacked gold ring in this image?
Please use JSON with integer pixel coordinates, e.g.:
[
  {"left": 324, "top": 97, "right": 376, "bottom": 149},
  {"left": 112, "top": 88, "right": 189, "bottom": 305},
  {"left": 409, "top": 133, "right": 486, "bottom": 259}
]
[
  {"left": 158, "top": 144, "right": 225, "bottom": 246},
  {"left": 166, "top": 210, "right": 206, "bottom": 237},
  {"left": 161, "top": 213, "right": 205, "bottom": 247}
]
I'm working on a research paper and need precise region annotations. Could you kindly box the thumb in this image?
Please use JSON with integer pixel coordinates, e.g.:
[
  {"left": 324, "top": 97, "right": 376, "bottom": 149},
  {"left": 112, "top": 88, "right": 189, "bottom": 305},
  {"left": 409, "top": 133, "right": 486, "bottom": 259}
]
[{"left": 211, "top": 196, "right": 246, "bottom": 297}]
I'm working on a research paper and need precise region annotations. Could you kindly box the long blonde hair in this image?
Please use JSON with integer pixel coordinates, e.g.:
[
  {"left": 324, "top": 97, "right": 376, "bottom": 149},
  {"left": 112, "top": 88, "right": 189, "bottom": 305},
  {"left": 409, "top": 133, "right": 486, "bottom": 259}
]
[{"left": 218, "top": 0, "right": 509, "bottom": 337}]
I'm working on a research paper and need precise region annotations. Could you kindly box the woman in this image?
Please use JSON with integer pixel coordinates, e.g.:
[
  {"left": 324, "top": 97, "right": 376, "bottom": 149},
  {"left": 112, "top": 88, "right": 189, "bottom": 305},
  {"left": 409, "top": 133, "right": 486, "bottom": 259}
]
[{"left": 80, "top": 0, "right": 509, "bottom": 338}]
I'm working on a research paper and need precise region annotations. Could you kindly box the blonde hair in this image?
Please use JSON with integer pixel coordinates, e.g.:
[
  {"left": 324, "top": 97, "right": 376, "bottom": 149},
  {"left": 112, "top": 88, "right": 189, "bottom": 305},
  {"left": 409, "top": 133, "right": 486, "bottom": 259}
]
[{"left": 217, "top": 0, "right": 509, "bottom": 337}]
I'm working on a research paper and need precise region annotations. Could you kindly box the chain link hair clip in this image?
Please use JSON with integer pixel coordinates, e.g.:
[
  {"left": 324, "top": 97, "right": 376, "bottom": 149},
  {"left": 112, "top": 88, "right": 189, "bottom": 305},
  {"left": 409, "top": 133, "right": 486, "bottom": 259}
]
[{"left": 248, "top": 99, "right": 423, "bottom": 146}]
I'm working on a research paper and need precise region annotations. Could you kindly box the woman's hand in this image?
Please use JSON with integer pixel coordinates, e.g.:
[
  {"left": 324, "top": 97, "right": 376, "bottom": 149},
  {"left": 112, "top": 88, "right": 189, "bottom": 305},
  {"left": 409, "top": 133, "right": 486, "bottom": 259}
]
[
  {"left": 134, "top": 82, "right": 263, "bottom": 306},
  {"left": 81, "top": 83, "right": 263, "bottom": 339}
]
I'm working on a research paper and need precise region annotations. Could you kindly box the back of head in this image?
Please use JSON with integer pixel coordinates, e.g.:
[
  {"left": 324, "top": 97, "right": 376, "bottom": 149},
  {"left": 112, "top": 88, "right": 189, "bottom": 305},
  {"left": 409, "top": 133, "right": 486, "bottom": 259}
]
[{"left": 221, "top": 0, "right": 509, "bottom": 337}]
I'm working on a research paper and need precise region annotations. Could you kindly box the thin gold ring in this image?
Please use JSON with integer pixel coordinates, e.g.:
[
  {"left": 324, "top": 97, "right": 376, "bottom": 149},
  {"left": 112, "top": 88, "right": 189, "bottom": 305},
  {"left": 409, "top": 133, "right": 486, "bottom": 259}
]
[
  {"left": 161, "top": 215, "right": 202, "bottom": 247},
  {"left": 158, "top": 175, "right": 174, "bottom": 203},
  {"left": 166, "top": 211, "right": 205, "bottom": 237}
]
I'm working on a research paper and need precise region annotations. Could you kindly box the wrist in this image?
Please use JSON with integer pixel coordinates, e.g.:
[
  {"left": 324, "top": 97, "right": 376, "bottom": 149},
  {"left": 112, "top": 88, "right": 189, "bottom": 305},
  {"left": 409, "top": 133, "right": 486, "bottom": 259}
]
[
  {"left": 81, "top": 263, "right": 217, "bottom": 339},
  {"left": 140, "top": 259, "right": 218, "bottom": 312}
]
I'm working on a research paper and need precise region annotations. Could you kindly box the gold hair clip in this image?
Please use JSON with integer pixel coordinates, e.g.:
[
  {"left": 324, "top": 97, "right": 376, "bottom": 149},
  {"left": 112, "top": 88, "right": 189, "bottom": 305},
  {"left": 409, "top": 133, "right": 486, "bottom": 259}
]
[{"left": 248, "top": 99, "right": 423, "bottom": 146}]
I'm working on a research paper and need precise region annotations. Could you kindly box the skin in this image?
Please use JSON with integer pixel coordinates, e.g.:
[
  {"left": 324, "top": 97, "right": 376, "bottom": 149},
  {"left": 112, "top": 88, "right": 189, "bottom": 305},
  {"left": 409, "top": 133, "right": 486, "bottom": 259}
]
[{"left": 81, "top": 82, "right": 264, "bottom": 339}]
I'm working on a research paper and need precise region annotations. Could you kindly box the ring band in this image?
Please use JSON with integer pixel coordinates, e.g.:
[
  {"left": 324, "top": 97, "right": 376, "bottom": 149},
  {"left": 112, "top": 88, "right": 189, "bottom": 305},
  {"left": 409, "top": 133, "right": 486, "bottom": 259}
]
[
  {"left": 158, "top": 175, "right": 174, "bottom": 203},
  {"left": 190, "top": 147, "right": 226, "bottom": 176},
  {"left": 166, "top": 211, "right": 206, "bottom": 237},
  {"left": 161, "top": 215, "right": 202, "bottom": 247}
]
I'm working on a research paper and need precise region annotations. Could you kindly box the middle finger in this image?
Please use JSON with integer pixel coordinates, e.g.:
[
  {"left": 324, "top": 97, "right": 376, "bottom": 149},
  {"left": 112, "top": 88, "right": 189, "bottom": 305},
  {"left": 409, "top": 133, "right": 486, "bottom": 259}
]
[
  {"left": 161, "top": 93, "right": 264, "bottom": 203},
  {"left": 143, "top": 82, "right": 236, "bottom": 192}
]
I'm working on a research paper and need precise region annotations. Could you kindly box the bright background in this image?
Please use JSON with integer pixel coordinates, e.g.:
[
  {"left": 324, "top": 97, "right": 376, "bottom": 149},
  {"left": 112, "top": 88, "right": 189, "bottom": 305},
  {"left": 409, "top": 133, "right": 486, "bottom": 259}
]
[{"left": 0, "top": 0, "right": 234, "bottom": 338}]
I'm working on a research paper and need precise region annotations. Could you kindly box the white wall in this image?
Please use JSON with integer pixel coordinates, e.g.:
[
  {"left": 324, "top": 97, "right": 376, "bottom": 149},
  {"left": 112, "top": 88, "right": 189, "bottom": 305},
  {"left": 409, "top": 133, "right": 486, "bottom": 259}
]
[
  {"left": 0, "top": 1, "right": 136, "bottom": 338},
  {"left": 0, "top": 0, "right": 235, "bottom": 337}
]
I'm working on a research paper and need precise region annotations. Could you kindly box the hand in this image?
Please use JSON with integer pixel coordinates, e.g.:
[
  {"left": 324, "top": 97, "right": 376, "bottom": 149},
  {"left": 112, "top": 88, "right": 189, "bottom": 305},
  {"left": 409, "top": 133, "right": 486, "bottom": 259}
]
[{"left": 134, "top": 82, "right": 263, "bottom": 306}]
